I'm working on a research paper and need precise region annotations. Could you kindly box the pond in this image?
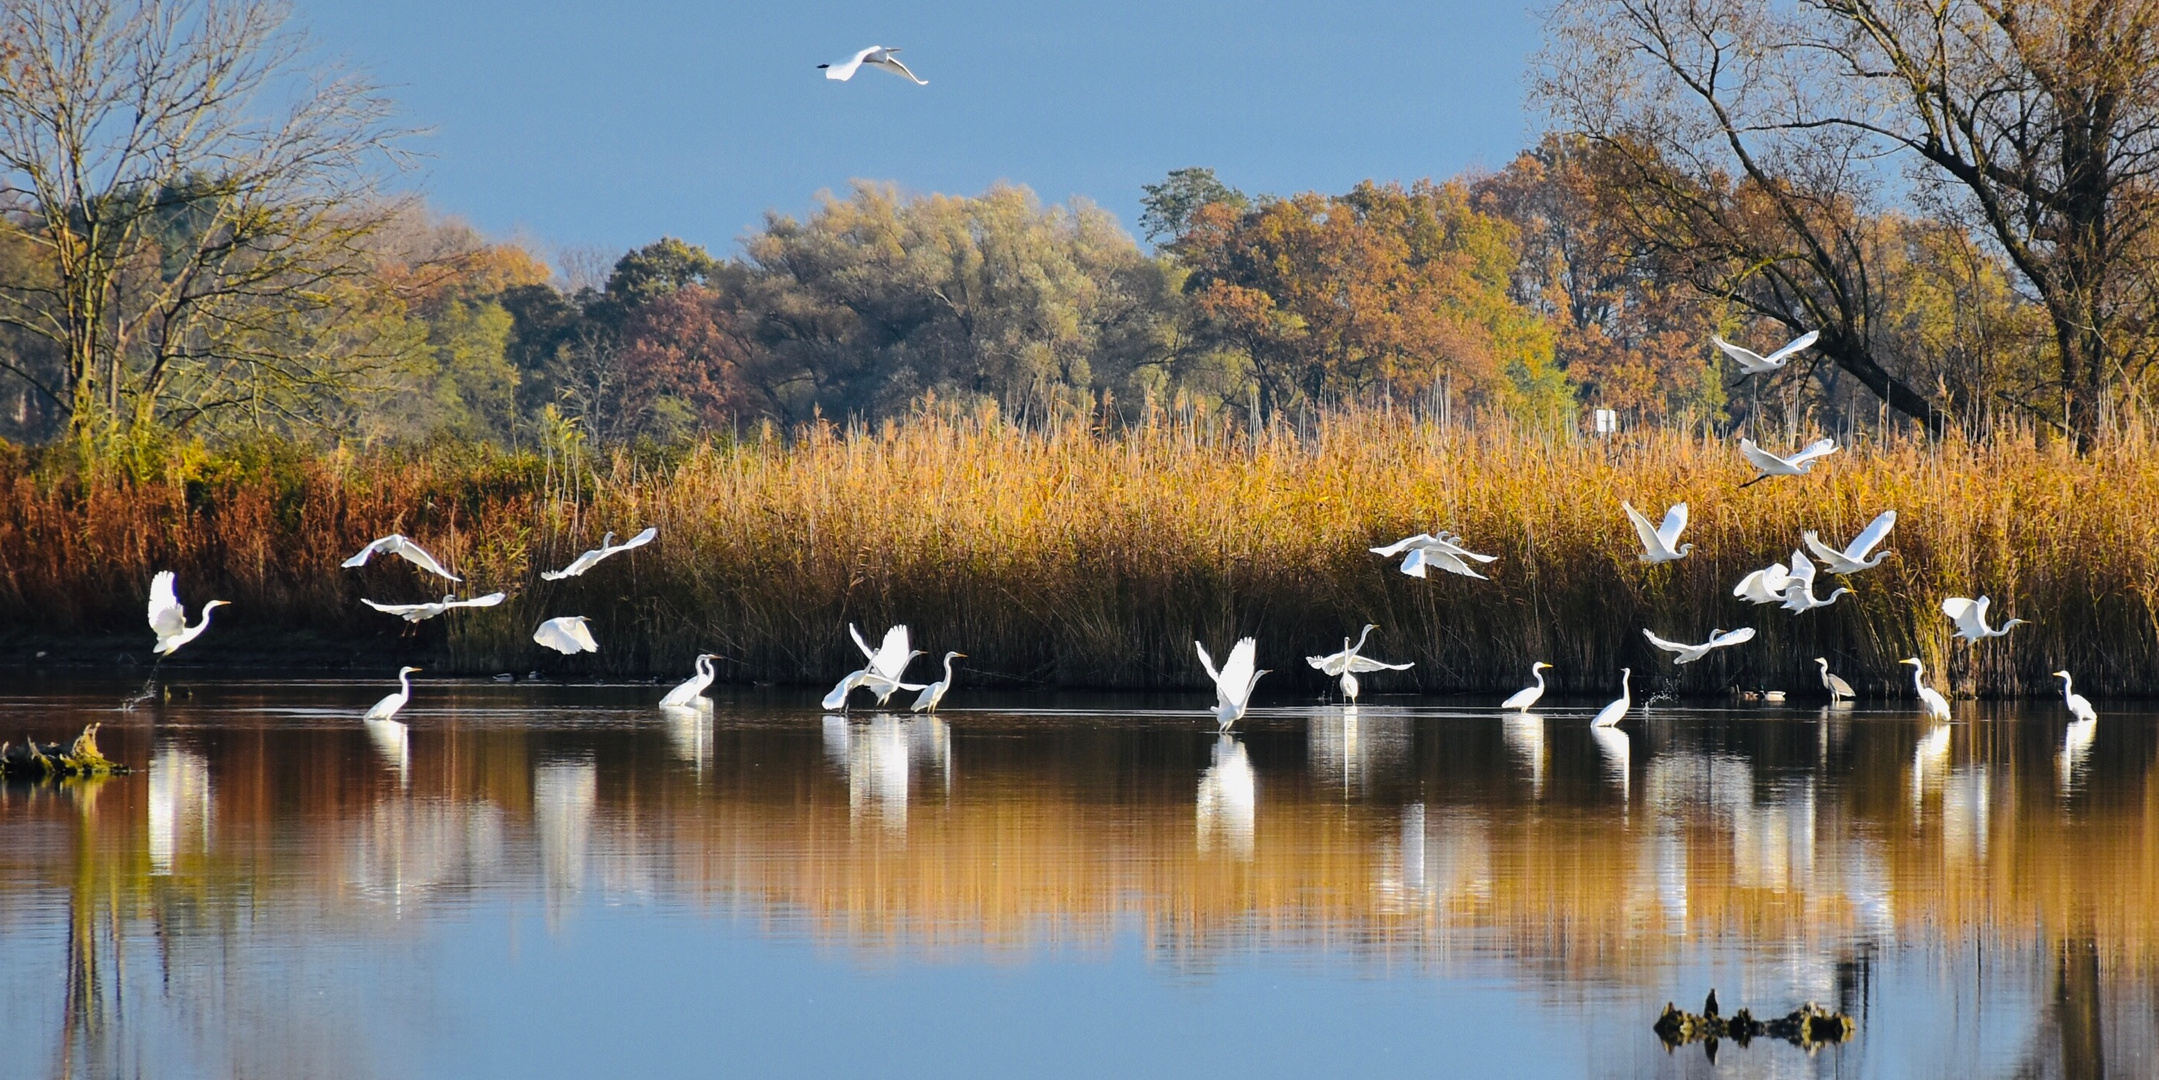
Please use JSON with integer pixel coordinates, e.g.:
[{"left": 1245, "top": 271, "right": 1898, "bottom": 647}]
[{"left": 1, "top": 676, "right": 2152, "bottom": 1078}]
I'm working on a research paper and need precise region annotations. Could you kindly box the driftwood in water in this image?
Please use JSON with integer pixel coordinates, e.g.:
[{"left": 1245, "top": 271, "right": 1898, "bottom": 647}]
[
  {"left": 0, "top": 724, "right": 126, "bottom": 779},
  {"left": 1654, "top": 993, "right": 1853, "bottom": 1055}
]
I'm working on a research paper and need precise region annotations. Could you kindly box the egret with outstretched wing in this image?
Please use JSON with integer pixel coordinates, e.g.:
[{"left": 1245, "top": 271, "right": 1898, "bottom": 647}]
[
  {"left": 541, "top": 527, "right": 658, "bottom": 581},
  {"left": 533, "top": 616, "right": 600, "bottom": 654},
  {"left": 1739, "top": 437, "right": 1839, "bottom": 486},
  {"left": 147, "top": 572, "right": 229, "bottom": 656},
  {"left": 1197, "top": 637, "right": 1267, "bottom": 732},
  {"left": 1943, "top": 595, "right": 2025, "bottom": 641},
  {"left": 362, "top": 592, "right": 507, "bottom": 623},
  {"left": 1622, "top": 501, "right": 1691, "bottom": 563},
  {"left": 342, "top": 535, "right": 460, "bottom": 581},
  {"left": 1802, "top": 510, "right": 1897, "bottom": 574},
  {"left": 1713, "top": 329, "right": 1819, "bottom": 374},
  {"left": 819, "top": 45, "right": 928, "bottom": 84},
  {"left": 1642, "top": 626, "right": 1756, "bottom": 664},
  {"left": 1304, "top": 624, "right": 1413, "bottom": 703}
]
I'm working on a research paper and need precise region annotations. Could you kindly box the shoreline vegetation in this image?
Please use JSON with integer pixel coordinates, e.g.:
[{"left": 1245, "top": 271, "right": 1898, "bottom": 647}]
[{"left": 2, "top": 405, "right": 2152, "bottom": 699}]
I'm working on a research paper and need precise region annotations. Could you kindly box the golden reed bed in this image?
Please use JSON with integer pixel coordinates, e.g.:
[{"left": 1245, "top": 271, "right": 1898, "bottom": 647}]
[{"left": 1, "top": 408, "right": 2155, "bottom": 695}]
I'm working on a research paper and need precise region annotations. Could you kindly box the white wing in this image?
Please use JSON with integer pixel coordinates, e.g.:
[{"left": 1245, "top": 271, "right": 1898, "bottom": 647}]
[
  {"left": 1712, "top": 336, "right": 1773, "bottom": 372},
  {"left": 1622, "top": 501, "right": 1663, "bottom": 557},
  {"left": 1195, "top": 640, "right": 1221, "bottom": 683},
  {"left": 875, "top": 53, "right": 928, "bottom": 84},
  {"left": 822, "top": 670, "right": 866, "bottom": 710},
  {"left": 446, "top": 592, "right": 507, "bottom": 610},
  {"left": 850, "top": 623, "right": 878, "bottom": 660},
  {"left": 1641, "top": 629, "right": 1692, "bottom": 656},
  {"left": 1738, "top": 438, "right": 1785, "bottom": 472},
  {"left": 1707, "top": 627, "right": 1757, "bottom": 649},
  {"left": 1430, "top": 533, "right": 1499, "bottom": 562},
  {"left": 1764, "top": 329, "right": 1820, "bottom": 366},
  {"left": 341, "top": 536, "right": 397, "bottom": 569},
  {"left": 1307, "top": 651, "right": 1346, "bottom": 674},
  {"left": 1218, "top": 638, "right": 1257, "bottom": 707},
  {"left": 609, "top": 526, "right": 658, "bottom": 555},
  {"left": 1787, "top": 438, "right": 1839, "bottom": 467},
  {"left": 1422, "top": 549, "right": 1488, "bottom": 579},
  {"left": 1345, "top": 656, "right": 1413, "bottom": 674},
  {"left": 869, "top": 625, "right": 911, "bottom": 681},
  {"left": 387, "top": 537, "right": 461, "bottom": 581},
  {"left": 148, "top": 571, "right": 186, "bottom": 638},
  {"left": 1799, "top": 530, "right": 1845, "bottom": 568},
  {"left": 1941, "top": 596, "right": 1979, "bottom": 629},
  {"left": 1370, "top": 533, "right": 1432, "bottom": 558},
  {"left": 1785, "top": 550, "right": 1818, "bottom": 594},
  {"left": 823, "top": 45, "right": 877, "bottom": 80},
  {"left": 1845, "top": 510, "right": 1896, "bottom": 559},
  {"left": 1656, "top": 503, "right": 1689, "bottom": 548},
  {"left": 533, "top": 617, "right": 599, "bottom": 654},
  {"left": 362, "top": 598, "right": 435, "bottom": 617},
  {"left": 1398, "top": 547, "right": 1430, "bottom": 577}
]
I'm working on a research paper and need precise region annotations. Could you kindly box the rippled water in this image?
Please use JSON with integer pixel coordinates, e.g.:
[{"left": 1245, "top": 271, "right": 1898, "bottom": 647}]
[{"left": 2, "top": 676, "right": 2153, "bottom": 1079}]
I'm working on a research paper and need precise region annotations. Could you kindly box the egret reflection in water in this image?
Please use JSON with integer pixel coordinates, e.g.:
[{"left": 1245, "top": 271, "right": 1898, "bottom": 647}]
[
  {"left": 1306, "top": 706, "right": 1412, "bottom": 798},
  {"left": 821, "top": 713, "right": 949, "bottom": 834},
  {"left": 1502, "top": 712, "right": 1546, "bottom": 799},
  {"left": 1196, "top": 735, "right": 1255, "bottom": 859},
  {"left": 146, "top": 743, "right": 212, "bottom": 875},
  {"left": 365, "top": 717, "right": 410, "bottom": 788},
  {"left": 662, "top": 704, "right": 712, "bottom": 775},
  {"left": 1590, "top": 725, "right": 1630, "bottom": 802},
  {"left": 534, "top": 755, "right": 598, "bottom": 911},
  {"left": 2061, "top": 717, "right": 2098, "bottom": 794}
]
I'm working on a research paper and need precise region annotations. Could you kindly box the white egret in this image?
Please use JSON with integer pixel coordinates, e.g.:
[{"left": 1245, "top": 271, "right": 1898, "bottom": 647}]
[
  {"left": 1901, "top": 657, "right": 1952, "bottom": 720},
  {"left": 1622, "top": 501, "right": 1692, "bottom": 563},
  {"left": 912, "top": 651, "right": 967, "bottom": 712},
  {"left": 1733, "top": 560, "right": 1795, "bottom": 605},
  {"left": 1739, "top": 437, "right": 1838, "bottom": 486},
  {"left": 1369, "top": 531, "right": 1497, "bottom": 579},
  {"left": 823, "top": 624, "right": 925, "bottom": 710},
  {"left": 362, "top": 592, "right": 507, "bottom": 623},
  {"left": 1779, "top": 550, "right": 1849, "bottom": 611},
  {"left": 1713, "top": 329, "right": 1819, "bottom": 374},
  {"left": 1304, "top": 625, "right": 1413, "bottom": 703},
  {"left": 541, "top": 527, "right": 657, "bottom": 581},
  {"left": 147, "top": 571, "right": 230, "bottom": 656},
  {"left": 660, "top": 654, "right": 721, "bottom": 708},
  {"left": 1501, "top": 661, "right": 1554, "bottom": 713},
  {"left": 1801, "top": 510, "right": 1897, "bottom": 574},
  {"left": 1815, "top": 658, "right": 1856, "bottom": 703},
  {"left": 1942, "top": 596, "right": 2025, "bottom": 641},
  {"left": 2052, "top": 670, "right": 2098, "bottom": 723},
  {"left": 533, "top": 616, "right": 600, "bottom": 655},
  {"left": 1196, "top": 637, "right": 1268, "bottom": 732},
  {"left": 364, "top": 666, "right": 422, "bottom": 721},
  {"left": 342, "top": 535, "right": 460, "bottom": 581},
  {"left": 1591, "top": 667, "right": 1631, "bottom": 727},
  {"left": 1642, "top": 626, "right": 1756, "bottom": 664},
  {"left": 819, "top": 45, "right": 928, "bottom": 84}
]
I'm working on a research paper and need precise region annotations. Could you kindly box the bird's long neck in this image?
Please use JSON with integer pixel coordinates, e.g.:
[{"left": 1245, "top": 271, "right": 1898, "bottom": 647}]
[
  {"left": 942, "top": 654, "right": 956, "bottom": 682},
  {"left": 398, "top": 669, "right": 413, "bottom": 697},
  {"left": 190, "top": 606, "right": 219, "bottom": 634},
  {"left": 697, "top": 655, "right": 712, "bottom": 680},
  {"left": 1620, "top": 670, "right": 1630, "bottom": 705},
  {"left": 2061, "top": 674, "right": 2074, "bottom": 699},
  {"left": 1912, "top": 664, "right": 1926, "bottom": 693},
  {"left": 1533, "top": 667, "right": 1546, "bottom": 691}
]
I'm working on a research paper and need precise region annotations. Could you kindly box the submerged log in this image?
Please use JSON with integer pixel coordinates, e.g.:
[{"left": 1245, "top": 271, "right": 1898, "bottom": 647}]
[
  {"left": 1655, "top": 995, "right": 1853, "bottom": 1054},
  {"left": 0, "top": 724, "right": 126, "bottom": 779}
]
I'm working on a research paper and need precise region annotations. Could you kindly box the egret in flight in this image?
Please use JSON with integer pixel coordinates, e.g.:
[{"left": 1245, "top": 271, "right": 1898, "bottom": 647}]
[
  {"left": 533, "top": 616, "right": 600, "bottom": 654},
  {"left": 1942, "top": 596, "right": 2025, "bottom": 641},
  {"left": 1779, "top": 551, "right": 1849, "bottom": 611},
  {"left": 912, "top": 651, "right": 967, "bottom": 712},
  {"left": 1622, "top": 501, "right": 1692, "bottom": 563},
  {"left": 362, "top": 592, "right": 507, "bottom": 623},
  {"left": 1713, "top": 329, "right": 1819, "bottom": 375},
  {"left": 2052, "top": 670, "right": 2098, "bottom": 723},
  {"left": 1642, "top": 627, "right": 1756, "bottom": 664},
  {"left": 147, "top": 572, "right": 229, "bottom": 656},
  {"left": 823, "top": 624, "right": 925, "bottom": 710},
  {"left": 660, "top": 654, "right": 721, "bottom": 708},
  {"left": 1802, "top": 510, "right": 1897, "bottom": 574},
  {"left": 1739, "top": 437, "right": 1838, "bottom": 486},
  {"left": 1733, "top": 559, "right": 1795, "bottom": 605},
  {"left": 1591, "top": 668, "right": 1632, "bottom": 727},
  {"left": 342, "top": 535, "right": 460, "bottom": 581},
  {"left": 1501, "top": 661, "right": 1553, "bottom": 713},
  {"left": 364, "top": 666, "right": 422, "bottom": 721},
  {"left": 1901, "top": 657, "right": 1951, "bottom": 720},
  {"left": 1815, "top": 657, "right": 1855, "bottom": 703},
  {"left": 1197, "top": 637, "right": 1268, "bottom": 732},
  {"left": 1369, "top": 531, "right": 1497, "bottom": 579},
  {"left": 542, "top": 527, "right": 657, "bottom": 581},
  {"left": 819, "top": 45, "right": 928, "bottom": 84},
  {"left": 1304, "top": 625, "right": 1413, "bottom": 703}
]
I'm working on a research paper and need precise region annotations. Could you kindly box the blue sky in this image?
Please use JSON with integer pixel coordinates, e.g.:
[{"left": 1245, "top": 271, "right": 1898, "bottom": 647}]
[{"left": 295, "top": 1, "right": 1543, "bottom": 261}]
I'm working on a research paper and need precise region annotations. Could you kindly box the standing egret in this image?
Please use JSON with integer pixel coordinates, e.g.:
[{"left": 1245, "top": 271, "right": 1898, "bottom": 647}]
[
  {"left": 1642, "top": 627, "right": 1756, "bottom": 664},
  {"left": 912, "top": 652, "right": 967, "bottom": 712},
  {"left": 533, "top": 616, "right": 600, "bottom": 654},
  {"left": 1196, "top": 638, "right": 1268, "bottom": 732},
  {"left": 2052, "top": 671, "right": 2098, "bottom": 722},
  {"left": 1591, "top": 668, "right": 1632, "bottom": 727},
  {"left": 1713, "top": 329, "right": 1819, "bottom": 374},
  {"left": 1369, "top": 531, "right": 1497, "bottom": 579},
  {"left": 362, "top": 592, "right": 507, "bottom": 623},
  {"left": 365, "top": 666, "right": 422, "bottom": 721},
  {"left": 541, "top": 527, "right": 658, "bottom": 581},
  {"left": 1779, "top": 551, "right": 1849, "bottom": 611},
  {"left": 342, "top": 535, "right": 460, "bottom": 581},
  {"left": 819, "top": 45, "right": 928, "bottom": 84},
  {"left": 660, "top": 654, "right": 721, "bottom": 708},
  {"left": 1304, "top": 625, "right": 1413, "bottom": 703},
  {"left": 1815, "top": 658, "right": 1856, "bottom": 703},
  {"left": 1501, "top": 662, "right": 1554, "bottom": 713},
  {"left": 1733, "top": 560, "right": 1795, "bottom": 605},
  {"left": 1739, "top": 437, "right": 1839, "bottom": 486},
  {"left": 147, "top": 572, "right": 230, "bottom": 656},
  {"left": 1622, "top": 501, "right": 1692, "bottom": 563},
  {"left": 1942, "top": 596, "right": 2025, "bottom": 641},
  {"left": 823, "top": 624, "right": 926, "bottom": 710},
  {"left": 1901, "top": 658, "right": 1952, "bottom": 720},
  {"left": 1801, "top": 510, "right": 1897, "bottom": 574}
]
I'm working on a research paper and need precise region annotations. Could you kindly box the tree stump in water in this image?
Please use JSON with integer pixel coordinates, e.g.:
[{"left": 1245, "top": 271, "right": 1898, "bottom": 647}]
[
  {"left": 0, "top": 724, "right": 126, "bottom": 779},
  {"left": 1654, "top": 996, "right": 1854, "bottom": 1055}
]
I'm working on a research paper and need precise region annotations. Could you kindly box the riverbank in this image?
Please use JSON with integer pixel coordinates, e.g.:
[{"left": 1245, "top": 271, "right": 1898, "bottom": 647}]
[{"left": 1, "top": 409, "right": 2151, "bottom": 697}]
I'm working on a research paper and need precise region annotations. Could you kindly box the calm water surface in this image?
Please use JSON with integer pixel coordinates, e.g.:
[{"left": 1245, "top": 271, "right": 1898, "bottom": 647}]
[{"left": 2, "top": 677, "right": 2154, "bottom": 1079}]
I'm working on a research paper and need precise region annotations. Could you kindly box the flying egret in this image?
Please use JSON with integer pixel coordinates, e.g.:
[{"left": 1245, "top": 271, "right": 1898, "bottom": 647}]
[
  {"left": 1779, "top": 550, "right": 1849, "bottom": 611},
  {"left": 1901, "top": 657, "right": 1951, "bottom": 720},
  {"left": 1501, "top": 662, "right": 1554, "bottom": 713},
  {"left": 660, "top": 654, "right": 721, "bottom": 708},
  {"left": 1591, "top": 668, "right": 1632, "bottom": 727},
  {"left": 533, "top": 616, "right": 600, "bottom": 655},
  {"left": 1733, "top": 560, "right": 1795, "bottom": 605},
  {"left": 1739, "top": 437, "right": 1838, "bottom": 486},
  {"left": 147, "top": 572, "right": 230, "bottom": 656},
  {"left": 342, "top": 535, "right": 460, "bottom": 581},
  {"left": 1802, "top": 510, "right": 1897, "bottom": 574},
  {"left": 912, "top": 651, "right": 967, "bottom": 712},
  {"left": 1622, "top": 501, "right": 1692, "bottom": 563},
  {"left": 1304, "top": 625, "right": 1413, "bottom": 703},
  {"left": 362, "top": 592, "right": 507, "bottom": 623},
  {"left": 1196, "top": 638, "right": 1268, "bottom": 732},
  {"left": 2053, "top": 670, "right": 2098, "bottom": 723},
  {"left": 1369, "top": 531, "right": 1497, "bottom": 579},
  {"left": 823, "top": 624, "right": 926, "bottom": 710},
  {"left": 818, "top": 45, "right": 928, "bottom": 84},
  {"left": 1642, "top": 627, "right": 1756, "bottom": 664},
  {"left": 1942, "top": 596, "right": 2025, "bottom": 641},
  {"left": 1713, "top": 328, "right": 1819, "bottom": 374},
  {"left": 364, "top": 666, "right": 422, "bottom": 721},
  {"left": 1815, "top": 657, "right": 1856, "bottom": 703},
  {"left": 541, "top": 527, "right": 658, "bottom": 581}
]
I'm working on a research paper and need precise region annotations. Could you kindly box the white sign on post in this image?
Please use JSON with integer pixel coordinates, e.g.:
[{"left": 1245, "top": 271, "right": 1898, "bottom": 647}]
[{"left": 1594, "top": 408, "right": 1618, "bottom": 435}]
